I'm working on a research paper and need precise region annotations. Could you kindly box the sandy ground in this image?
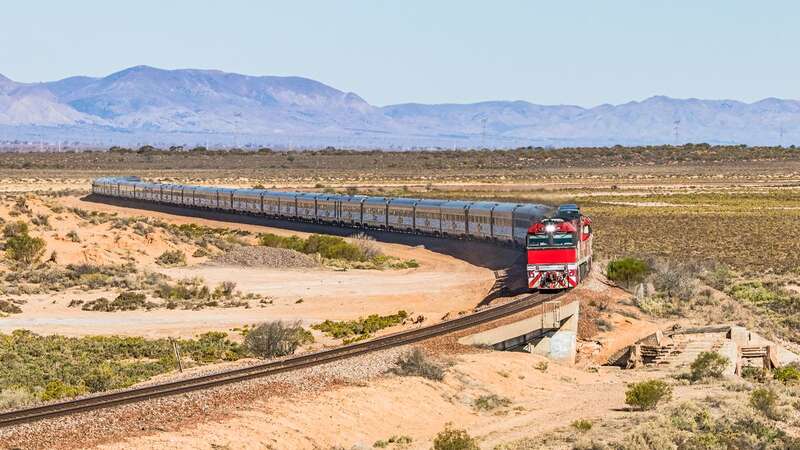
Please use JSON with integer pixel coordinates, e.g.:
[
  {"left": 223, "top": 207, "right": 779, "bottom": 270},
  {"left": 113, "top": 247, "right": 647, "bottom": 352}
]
[
  {"left": 94, "top": 351, "right": 707, "bottom": 450},
  {"left": 0, "top": 195, "right": 496, "bottom": 338}
]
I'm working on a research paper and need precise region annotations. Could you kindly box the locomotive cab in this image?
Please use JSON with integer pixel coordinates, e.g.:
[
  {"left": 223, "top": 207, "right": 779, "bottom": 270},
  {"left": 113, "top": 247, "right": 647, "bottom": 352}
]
[{"left": 526, "top": 205, "right": 592, "bottom": 290}]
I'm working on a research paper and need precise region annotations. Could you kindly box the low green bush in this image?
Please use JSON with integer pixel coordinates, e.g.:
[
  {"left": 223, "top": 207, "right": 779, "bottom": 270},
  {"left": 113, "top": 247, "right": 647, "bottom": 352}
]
[
  {"left": 774, "top": 365, "right": 800, "bottom": 383},
  {"left": 81, "top": 291, "right": 152, "bottom": 312},
  {"left": 259, "top": 232, "right": 367, "bottom": 261},
  {"left": 5, "top": 232, "right": 46, "bottom": 266},
  {"left": 689, "top": 351, "right": 729, "bottom": 381},
  {"left": 750, "top": 387, "right": 783, "bottom": 420},
  {"left": 473, "top": 394, "right": 511, "bottom": 411},
  {"left": 244, "top": 321, "right": 314, "bottom": 358},
  {"left": 432, "top": 424, "right": 479, "bottom": 450},
  {"left": 606, "top": 257, "right": 649, "bottom": 289},
  {"left": 3, "top": 220, "right": 29, "bottom": 237},
  {"left": 572, "top": 419, "right": 593, "bottom": 432},
  {"left": 312, "top": 311, "right": 408, "bottom": 340},
  {"left": 373, "top": 435, "right": 412, "bottom": 448},
  {"left": 625, "top": 379, "right": 672, "bottom": 411},
  {"left": 392, "top": 348, "right": 444, "bottom": 381},
  {"left": 156, "top": 249, "right": 187, "bottom": 266}
]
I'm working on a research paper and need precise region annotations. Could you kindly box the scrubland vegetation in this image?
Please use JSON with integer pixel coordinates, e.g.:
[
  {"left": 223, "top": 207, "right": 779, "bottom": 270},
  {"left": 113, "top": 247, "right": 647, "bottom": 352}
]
[
  {"left": 0, "top": 330, "right": 246, "bottom": 408},
  {"left": 0, "top": 319, "right": 319, "bottom": 408},
  {"left": 258, "top": 232, "right": 418, "bottom": 269},
  {"left": 312, "top": 310, "right": 409, "bottom": 343}
]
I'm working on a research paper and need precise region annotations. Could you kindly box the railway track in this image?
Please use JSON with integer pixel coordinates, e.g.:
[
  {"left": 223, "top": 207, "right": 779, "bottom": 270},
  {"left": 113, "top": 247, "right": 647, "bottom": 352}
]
[{"left": 0, "top": 291, "right": 563, "bottom": 428}]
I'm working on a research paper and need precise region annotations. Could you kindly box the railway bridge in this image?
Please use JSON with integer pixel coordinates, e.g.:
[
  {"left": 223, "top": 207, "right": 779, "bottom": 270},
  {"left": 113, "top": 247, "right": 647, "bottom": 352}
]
[{"left": 459, "top": 300, "right": 580, "bottom": 363}]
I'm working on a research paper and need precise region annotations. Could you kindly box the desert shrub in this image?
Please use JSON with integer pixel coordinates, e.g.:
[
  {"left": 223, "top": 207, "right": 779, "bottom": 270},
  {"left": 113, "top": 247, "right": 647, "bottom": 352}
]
[
  {"left": 741, "top": 366, "right": 767, "bottom": 383},
  {"left": 606, "top": 257, "right": 649, "bottom": 289},
  {"left": 81, "top": 292, "right": 151, "bottom": 312},
  {"left": 572, "top": 419, "right": 593, "bottom": 432},
  {"left": 304, "top": 234, "right": 365, "bottom": 261},
  {"left": 625, "top": 379, "right": 672, "bottom": 410},
  {"left": 212, "top": 281, "right": 237, "bottom": 299},
  {"left": 0, "top": 299, "right": 22, "bottom": 314},
  {"left": 40, "top": 380, "right": 87, "bottom": 401},
  {"left": 473, "top": 394, "right": 511, "bottom": 411},
  {"left": 258, "top": 233, "right": 305, "bottom": 252},
  {"left": 155, "top": 277, "right": 210, "bottom": 301},
  {"left": 31, "top": 214, "right": 50, "bottom": 227},
  {"left": 703, "top": 264, "right": 733, "bottom": 291},
  {"left": 750, "top": 387, "right": 783, "bottom": 420},
  {"left": 432, "top": 424, "right": 479, "bottom": 450},
  {"left": 689, "top": 351, "right": 729, "bottom": 381},
  {"left": 244, "top": 321, "right": 313, "bottom": 358},
  {"left": 184, "top": 331, "right": 248, "bottom": 362},
  {"left": 2, "top": 220, "right": 29, "bottom": 237},
  {"left": 258, "top": 232, "right": 367, "bottom": 262},
  {"left": 350, "top": 232, "right": 382, "bottom": 259},
  {"left": 5, "top": 232, "right": 46, "bottom": 266},
  {"left": 66, "top": 230, "right": 80, "bottom": 242},
  {"left": 392, "top": 348, "right": 444, "bottom": 381},
  {"left": 774, "top": 365, "right": 800, "bottom": 383},
  {"left": 192, "top": 247, "right": 209, "bottom": 257},
  {"left": 0, "top": 387, "right": 36, "bottom": 410},
  {"left": 312, "top": 311, "right": 407, "bottom": 341},
  {"left": 373, "top": 435, "right": 412, "bottom": 448},
  {"left": 156, "top": 249, "right": 186, "bottom": 266},
  {"left": 648, "top": 260, "right": 697, "bottom": 301},
  {"left": 12, "top": 197, "right": 30, "bottom": 215}
]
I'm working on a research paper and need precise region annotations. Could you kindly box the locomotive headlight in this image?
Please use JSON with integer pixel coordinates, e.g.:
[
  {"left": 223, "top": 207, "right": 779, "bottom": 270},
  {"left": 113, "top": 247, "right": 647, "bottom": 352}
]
[{"left": 544, "top": 224, "right": 556, "bottom": 233}]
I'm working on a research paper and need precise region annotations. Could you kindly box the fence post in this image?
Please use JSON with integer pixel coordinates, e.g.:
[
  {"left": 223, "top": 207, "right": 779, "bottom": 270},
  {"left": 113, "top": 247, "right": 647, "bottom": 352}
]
[{"left": 171, "top": 338, "right": 184, "bottom": 372}]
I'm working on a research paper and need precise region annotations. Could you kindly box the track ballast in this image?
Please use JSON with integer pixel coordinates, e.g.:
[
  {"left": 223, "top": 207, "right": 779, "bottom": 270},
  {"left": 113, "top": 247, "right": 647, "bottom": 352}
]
[{"left": 0, "top": 291, "right": 562, "bottom": 428}]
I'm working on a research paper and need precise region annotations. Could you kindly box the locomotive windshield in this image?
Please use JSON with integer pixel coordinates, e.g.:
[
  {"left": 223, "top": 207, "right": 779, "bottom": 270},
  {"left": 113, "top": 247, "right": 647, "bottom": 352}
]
[{"left": 527, "top": 232, "right": 575, "bottom": 248}]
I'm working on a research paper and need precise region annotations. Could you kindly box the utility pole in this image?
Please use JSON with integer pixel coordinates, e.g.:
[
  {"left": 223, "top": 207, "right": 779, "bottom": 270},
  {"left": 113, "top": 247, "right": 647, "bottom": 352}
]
[
  {"left": 780, "top": 126, "right": 785, "bottom": 147},
  {"left": 481, "top": 117, "right": 488, "bottom": 149},
  {"left": 673, "top": 120, "right": 681, "bottom": 145}
]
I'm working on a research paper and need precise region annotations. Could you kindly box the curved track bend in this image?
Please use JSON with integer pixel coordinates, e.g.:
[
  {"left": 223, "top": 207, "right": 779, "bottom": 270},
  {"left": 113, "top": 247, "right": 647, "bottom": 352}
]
[{"left": 0, "top": 291, "right": 563, "bottom": 428}]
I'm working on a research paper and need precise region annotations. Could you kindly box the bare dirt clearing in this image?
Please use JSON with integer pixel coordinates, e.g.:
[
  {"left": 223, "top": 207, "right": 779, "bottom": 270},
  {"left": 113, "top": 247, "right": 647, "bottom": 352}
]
[
  {"left": 0, "top": 195, "right": 496, "bottom": 338},
  {"left": 93, "top": 351, "right": 710, "bottom": 450}
]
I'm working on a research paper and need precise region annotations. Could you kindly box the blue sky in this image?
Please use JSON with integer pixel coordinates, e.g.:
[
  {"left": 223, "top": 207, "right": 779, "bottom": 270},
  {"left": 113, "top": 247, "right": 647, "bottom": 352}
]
[{"left": 1, "top": 1, "right": 797, "bottom": 106}]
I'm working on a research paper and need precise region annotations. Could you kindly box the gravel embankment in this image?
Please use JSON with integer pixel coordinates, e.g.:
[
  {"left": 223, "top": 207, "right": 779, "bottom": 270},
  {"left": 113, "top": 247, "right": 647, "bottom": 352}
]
[
  {"left": 209, "top": 245, "right": 318, "bottom": 268},
  {"left": 0, "top": 346, "right": 405, "bottom": 450}
]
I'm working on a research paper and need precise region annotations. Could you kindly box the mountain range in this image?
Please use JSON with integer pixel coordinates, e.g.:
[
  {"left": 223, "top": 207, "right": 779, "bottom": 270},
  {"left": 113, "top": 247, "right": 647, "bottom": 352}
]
[{"left": 0, "top": 65, "right": 798, "bottom": 148}]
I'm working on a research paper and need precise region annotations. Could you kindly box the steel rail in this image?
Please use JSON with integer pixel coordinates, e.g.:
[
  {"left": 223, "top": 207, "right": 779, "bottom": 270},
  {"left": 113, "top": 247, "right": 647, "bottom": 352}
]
[{"left": 0, "top": 291, "right": 563, "bottom": 427}]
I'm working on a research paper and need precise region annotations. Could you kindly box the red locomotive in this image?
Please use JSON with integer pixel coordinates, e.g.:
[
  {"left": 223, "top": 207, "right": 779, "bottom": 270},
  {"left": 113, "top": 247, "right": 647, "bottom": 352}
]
[{"left": 526, "top": 204, "right": 593, "bottom": 290}]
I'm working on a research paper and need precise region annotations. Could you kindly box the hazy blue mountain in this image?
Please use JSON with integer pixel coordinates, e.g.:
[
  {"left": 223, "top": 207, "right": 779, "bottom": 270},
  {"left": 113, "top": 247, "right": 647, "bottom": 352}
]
[{"left": 0, "top": 66, "right": 798, "bottom": 148}]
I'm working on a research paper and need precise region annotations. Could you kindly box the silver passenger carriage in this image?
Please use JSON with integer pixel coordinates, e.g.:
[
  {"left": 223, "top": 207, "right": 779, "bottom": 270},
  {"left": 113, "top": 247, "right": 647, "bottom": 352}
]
[
  {"left": 216, "top": 188, "right": 236, "bottom": 211},
  {"left": 232, "top": 189, "right": 263, "bottom": 213},
  {"left": 193, "top": 186, "right": 219, "bottom": 208},
  {"left": 261, "top": 191, "right": 281, "bottom": 216},
  {"left": 362, "top": 197, "right": 389, "bottom": 228},
  {"left": 296, "top": 193, "right": 318, "bottom": 221},
  {"left": 136, "top": 182, "right": 162, "bottom": 202},
  {"left": 414, "top": 199, "right": 447, "bottom": 235},
  {"left": 180, "top": 185, "right": 196, "bottom": 206},
  {"left": 341, "top": 195, "right": 366, "bottom": 226},
  {"left": 274, "top": 192, "right": 298, "bottom": 218},
  {"left": 387, "top": 198, "right": 419, "bottom": 232},
  {"left": 466, "top": 202, "right": 498, "bottom": 240},
  {"left": 440, "top": 200, "right": 472, "bottom": 237},
  {"left": 490, "top": 203, "right": 520, "bottom": 243},
  {"left": 316, "top": 194, "right": 345, "bottom": 224},
  {"left": 162, "top": 184, "right": 184, "bottom": 205}
]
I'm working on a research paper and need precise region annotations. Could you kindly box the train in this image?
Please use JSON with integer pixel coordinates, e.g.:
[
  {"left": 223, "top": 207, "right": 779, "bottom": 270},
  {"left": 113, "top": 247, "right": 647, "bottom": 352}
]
[{"left": 91, "top": 176, "right": 592, "bottom": 289}]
